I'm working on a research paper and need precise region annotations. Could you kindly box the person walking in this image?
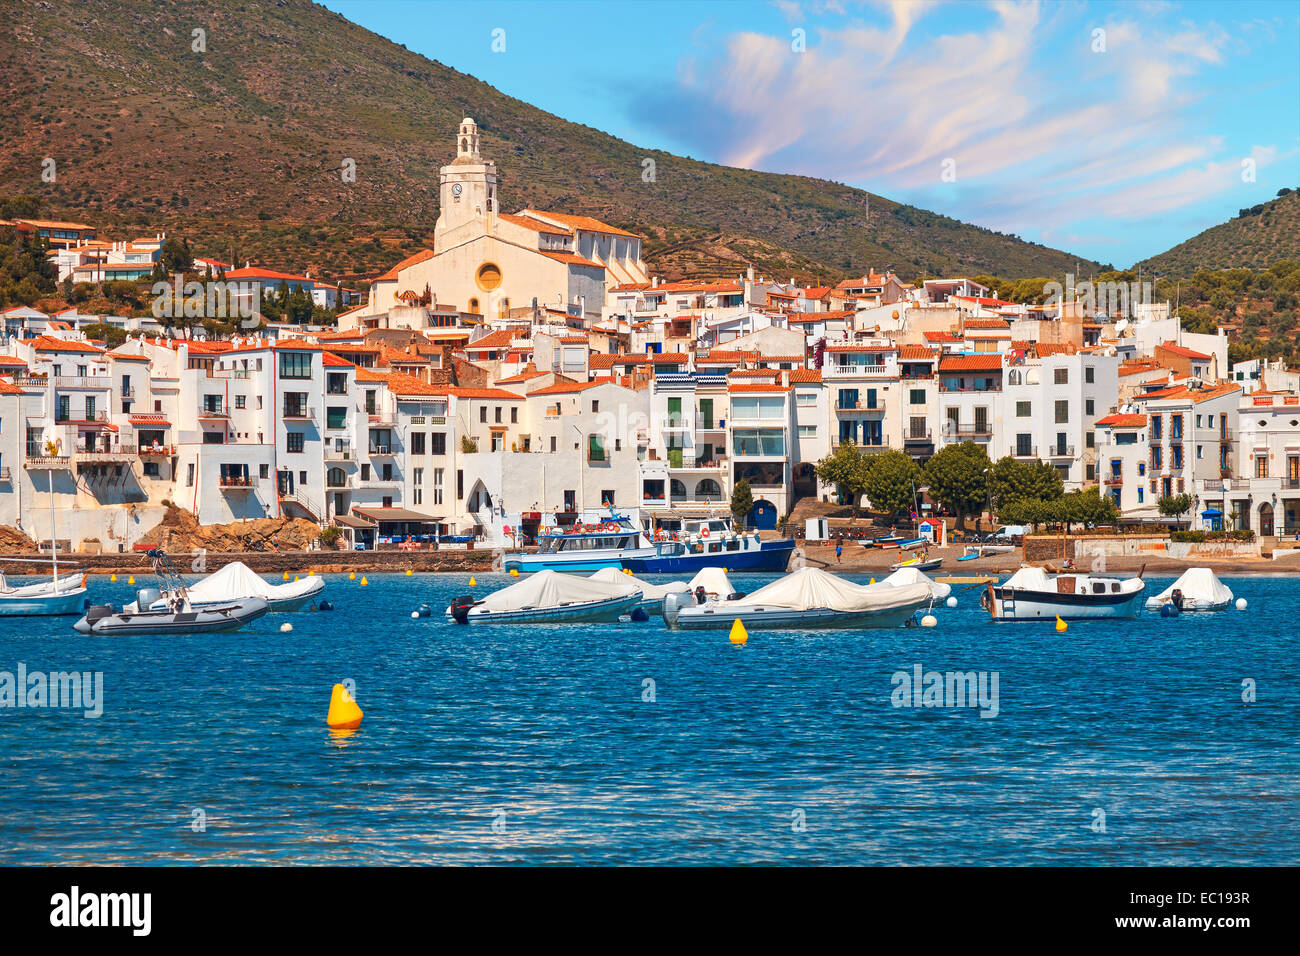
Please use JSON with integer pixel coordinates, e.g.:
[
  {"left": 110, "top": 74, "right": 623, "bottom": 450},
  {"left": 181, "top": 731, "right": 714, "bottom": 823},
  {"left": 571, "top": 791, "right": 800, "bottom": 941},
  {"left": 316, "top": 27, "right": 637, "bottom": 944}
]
[{"left": 835, "top": 539, "right": 843, "bottom": 564}]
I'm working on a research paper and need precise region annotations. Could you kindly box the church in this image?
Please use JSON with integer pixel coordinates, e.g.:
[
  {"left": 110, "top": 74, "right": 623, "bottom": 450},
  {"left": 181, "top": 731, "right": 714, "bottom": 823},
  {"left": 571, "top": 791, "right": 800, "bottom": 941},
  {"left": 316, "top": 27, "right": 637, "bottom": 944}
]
[{"left": 347, "top": 119, "right": 648, "bottom": 329}]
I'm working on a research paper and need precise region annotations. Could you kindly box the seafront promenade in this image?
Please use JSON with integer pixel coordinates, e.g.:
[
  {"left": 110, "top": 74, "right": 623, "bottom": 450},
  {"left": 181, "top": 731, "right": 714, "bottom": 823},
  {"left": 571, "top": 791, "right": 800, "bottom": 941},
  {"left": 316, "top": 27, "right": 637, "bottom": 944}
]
[{"left": 0, "top": 548, "right": 498, "bottom": 576}]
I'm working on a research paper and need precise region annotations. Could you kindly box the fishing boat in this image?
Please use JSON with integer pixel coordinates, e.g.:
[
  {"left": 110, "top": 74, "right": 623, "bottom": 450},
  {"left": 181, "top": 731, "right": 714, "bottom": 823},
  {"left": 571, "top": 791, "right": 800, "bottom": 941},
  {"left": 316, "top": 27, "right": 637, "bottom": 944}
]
[
  {"left": 0, "top": 484, "right": 88, "bottom": 616},
  {"left": 73, "top": 550, "right": 269, "bottom": 635},
  {"left": 664, "top": 566, "right": 932, "bottom": 631},
  {"left": 1144, "top": 568, "right": 1233, "bottom": 612},
  {"left": 622, "top": 515, "right": 794, "bottom": 574},
  {"left": 150, "top": 561, "right": 325, "bottom": 612},
  {"left": 503, "top": 512, "right": 654, "bottom": 573},
  {"left": 982, "top": 566, "right": 1145, "bottom": 621},
  {"left": 588, "top": 568, "right": 689, "bottom": 614},
  {"left": 447, "top": 569, "right": 642, "bottom": 624}
]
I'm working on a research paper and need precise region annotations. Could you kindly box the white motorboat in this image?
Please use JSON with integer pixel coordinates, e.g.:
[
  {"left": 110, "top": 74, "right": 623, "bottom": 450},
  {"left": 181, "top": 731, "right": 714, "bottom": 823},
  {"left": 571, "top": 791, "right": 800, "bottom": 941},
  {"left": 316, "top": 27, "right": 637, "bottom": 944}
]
[
  {"left": 872, "top": 567, "right": 951, "bottom": 601},
  {"left": 0, "top": 569, "right": 88, "bottom": 616},
  {"left": 448, "top": 569, "right": 642, "bottom": 624},
  {"left": 74, "top": 551, "right": 269, "bottom": 635},
  {"left": 664, "top": 566, "right": 933, "bottom": 631},
  {"left": 1144, "top": 568, "right": 1233, "bottom": 612},
  {"left": 588, "top": 568, "right": 689, "bottom": 613},
  {"left": 983, "top": 566, "right": 1145, "bottom": 621},
  {"left": 151, "top": 561, "right": 325, "bottom": 612}
]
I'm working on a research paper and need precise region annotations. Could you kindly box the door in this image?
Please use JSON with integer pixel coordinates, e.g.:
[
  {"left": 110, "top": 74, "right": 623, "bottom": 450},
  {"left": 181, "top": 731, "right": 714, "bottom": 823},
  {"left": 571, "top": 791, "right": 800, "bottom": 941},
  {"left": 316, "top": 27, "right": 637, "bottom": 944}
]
[
  {"left": 749, "top": 500, "right": 777, "bottom": 530},
  {"left": 1259, "top": 503, "right": 1274, "bottom": 537},
  {"left": 699, "top": 398, "right": 713, "bottom": 429}
]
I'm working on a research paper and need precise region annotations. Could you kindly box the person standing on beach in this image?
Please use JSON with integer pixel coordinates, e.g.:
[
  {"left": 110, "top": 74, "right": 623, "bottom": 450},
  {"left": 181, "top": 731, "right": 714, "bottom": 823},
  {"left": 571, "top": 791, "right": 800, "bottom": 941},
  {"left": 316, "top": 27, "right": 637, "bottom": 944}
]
[{"left": 836, "top": 540, "right": 843, "bottom": 564}]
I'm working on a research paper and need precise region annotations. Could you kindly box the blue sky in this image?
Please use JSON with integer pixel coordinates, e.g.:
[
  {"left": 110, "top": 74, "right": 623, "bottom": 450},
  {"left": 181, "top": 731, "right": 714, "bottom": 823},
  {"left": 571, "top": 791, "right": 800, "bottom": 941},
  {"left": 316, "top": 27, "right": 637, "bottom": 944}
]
[{"left": 322, "top": 0, "right": 1300, "bottom": 268}]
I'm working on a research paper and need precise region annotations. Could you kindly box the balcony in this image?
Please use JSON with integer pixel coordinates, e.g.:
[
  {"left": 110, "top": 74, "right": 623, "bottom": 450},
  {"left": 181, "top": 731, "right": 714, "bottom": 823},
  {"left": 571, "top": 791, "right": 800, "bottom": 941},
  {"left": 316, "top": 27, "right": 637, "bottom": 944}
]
[
  {"left": 1047, "top": 445, "right": 1075, "bottom": 458},
  {"left": 368, "top": 413, "right": 395, "bottom": 426},
  {"left": 325, "top": 445, "right": 355, "bottom": 461},
  {"left": 1104, "top": 475, "right": 1123, "bottom": 487},
  {"left": 669, "top": 456, "right": 728, "bottom": 471},
  {"left": 73, "top": 443, "right": 138, "bottom": 462},
  {"left": 198, "top": 407, "right": 228, "bottom": 419},
  {"left": 825, "top": 363, "right": 893, "bottom": 379},
  {"left": 54, "top": 410, "right": 109, "bottom": 424},
  {"left": 219, "top": 474, "right": 255, "bottom": 489},
  {"left": 283, "top": 405, "right": 316, "bottom": 422},
  {"left": 1009, "top": 445, "right": 1039, "bottom": 459},
  {"left": 661, "top": 416, "right": 693, "bottom": 431},
  {"left": 1200, "top": 477, "right": 1250, "bottom": 492},
  {"left": 833, "top": 436, "right": 890, "bottom": 449},
  {"left": 835, "top": 399, "right": 883, "bottom": 411},
  {"left": 139, "top": 443, "right": 177, "bottom": 457},
  {"left": 53, "top": 376, "right": 111, "bottom": 389},
  {"left": 369, "top": 445, "right": 394, "bottom": 456},
  {"left": 946, "top": 424, "right": 993, "bottom": 438},
  {"left": 904, "top": 430, "right": 934, "bottom": 444},
  {"left": 120, "top": 386, "right": 135, "bottom": 399}
]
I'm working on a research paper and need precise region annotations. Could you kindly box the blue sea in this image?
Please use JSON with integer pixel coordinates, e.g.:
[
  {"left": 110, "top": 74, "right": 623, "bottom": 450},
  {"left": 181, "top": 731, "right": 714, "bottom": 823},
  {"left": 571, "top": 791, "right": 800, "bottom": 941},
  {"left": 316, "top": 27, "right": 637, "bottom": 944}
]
[{"left": 0, "top": 571, "right": 1295, "bottom": 865}]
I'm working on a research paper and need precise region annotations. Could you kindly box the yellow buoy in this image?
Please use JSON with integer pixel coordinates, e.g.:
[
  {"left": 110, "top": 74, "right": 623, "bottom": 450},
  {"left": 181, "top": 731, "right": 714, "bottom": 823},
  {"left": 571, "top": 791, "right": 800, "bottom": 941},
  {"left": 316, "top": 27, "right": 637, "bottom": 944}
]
[
  {"left": 283, "top": 571, "right": 290, "bottom": 581},
  {"left": 308, "top": 570, "right": 315, "bottom": 576},
  {"left": 869, "top": 577, "right": 876, "bottom": 584},
  {"left": 360, "top": 576, "right": 368, "bottom": 586},
  {"left": 110, "top": 573, "right": 117, "bottom": 582},
  {"left": 127, "top": 576, "right": 135, "bottom": 585},
  {"left": 1055, "top": 615, "right": 1067, "bottom": 632},
  {"left": 406, "top": 569, "right": 413, "bottom": 576},
  {"left": 729, "top": 618, "right": 748, "bottom": 645},
  {"left": 509, "top": 568, "right": 519, "bottom": 576},
  {"left": 293, "top": 575, "right": 299, "bottom": 582},
  {"left": 349, "top": 571, "right": 356, "bottom": 580},
  {"left": 469, "top": 577, "right": 476, "bottom": 587},
  {"left": 326, "top": 683, "right": 363, "bottom": 729}
]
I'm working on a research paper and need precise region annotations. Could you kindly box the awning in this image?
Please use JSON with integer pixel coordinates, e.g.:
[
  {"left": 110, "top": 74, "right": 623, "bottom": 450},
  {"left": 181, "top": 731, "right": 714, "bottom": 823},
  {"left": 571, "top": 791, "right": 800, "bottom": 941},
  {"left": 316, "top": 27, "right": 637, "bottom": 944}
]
[
  {"left": 333, "top": 513, "right": 376, "bottom": 529},
  {"left": 129, "top": 415, "right": 171, "bottom": 427},
  {"left": 1201, "top": 508, "right": 1222, "bottom": 517},
  {"left": 351, "top": 506, "right": 443, "bottom": 523}
]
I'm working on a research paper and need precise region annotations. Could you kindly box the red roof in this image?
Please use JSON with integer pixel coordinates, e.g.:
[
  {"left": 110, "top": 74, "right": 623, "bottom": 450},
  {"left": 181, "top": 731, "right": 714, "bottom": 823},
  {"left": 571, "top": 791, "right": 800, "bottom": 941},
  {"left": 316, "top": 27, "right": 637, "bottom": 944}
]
[
  {"left": 375, "top": 249, "right": 436, "bottom": 282},
  {"left": 1157, "top": 341, "right": 1212, "bottom": 361},
  {"left": 224, "top": 266, "right": 314, "bottom": 284},
  {"left": 938, "top": 355, "right": 1003, "bottom": 373},
  {"left": 31, "top": 335, "right": 104, "bottom": 354},
  {"left": 1095, "top": 413, "right": 1147, "bottom": 428}
]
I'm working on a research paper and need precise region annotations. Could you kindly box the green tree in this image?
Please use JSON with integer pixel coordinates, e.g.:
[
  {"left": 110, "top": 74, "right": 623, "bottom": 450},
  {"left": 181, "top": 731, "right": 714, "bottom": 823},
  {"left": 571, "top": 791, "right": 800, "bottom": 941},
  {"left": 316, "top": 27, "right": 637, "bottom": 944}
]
[
  {"left": 730, "top": 478, "right": 754, "bottom": 529},
  {"left": 990, "top": 456, "right": 1063, "bottom": 512},
  {"left": 81, "top": 323, "right": 128, "bottom": 347},
  {"left": 862, "top": 449, "right": 921, "bottom": 518},
  {"left": 158, "top": 237, "right": 193, "bottom": 274},
  {"left": 1157, "top": 493, "right": 1194, "bottom": 520},
  {"left": 814, "top": 443, "right": 871, "bottom": 514},
  {"left": 923, "top": 441, "right": 991, "bottom": 528}
]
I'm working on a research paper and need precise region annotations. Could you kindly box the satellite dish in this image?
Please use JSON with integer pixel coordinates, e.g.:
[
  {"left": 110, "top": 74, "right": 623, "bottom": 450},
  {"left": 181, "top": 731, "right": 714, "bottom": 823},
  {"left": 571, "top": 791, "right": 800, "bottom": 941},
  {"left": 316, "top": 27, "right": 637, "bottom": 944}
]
[{"left": 1115, "top": 319, "right": 1130, "bottom": 334}]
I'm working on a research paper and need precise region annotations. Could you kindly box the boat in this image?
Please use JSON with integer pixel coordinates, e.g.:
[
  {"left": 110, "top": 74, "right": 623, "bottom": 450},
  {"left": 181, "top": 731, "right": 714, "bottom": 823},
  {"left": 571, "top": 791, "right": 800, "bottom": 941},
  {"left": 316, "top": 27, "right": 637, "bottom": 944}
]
[
  {"left": 151, "top": 561, "right": 325, "bottom": 612},
  {"left": 861, "top": 534, "right": 904, "bottom": 549},
  {"left": 73, "top": 550, "right": 270, "bottom": 635},
  {"left": 623, "top": 515, "right": 795, "bottom": 574},
  {"left": 958, "top": 544, "right": 1015, "bottom": 561},
  {"left": 1144, "top": 568, "right": 1233, "bottom": 612},
  {"left": 873, "top": 566, "right": 951, "bottom": 601},
  {"left": 0, "top": 485, "right": 88, "bottom": 615},
  {"left": 504, "top": 512, "right": 653, "bottom": 573},
  {"left": 982, "top": 566, "right": 1145, "bottom": 621},
  {"left": 447, "top": 569, "right": 642, "bottom": 624},
  {"left": 588, "top": 568, "right": 689, "bottom": 613},
  {"left": 889, "top": 555, "right": 942, "bottom": 572},
  {"left": 896, "top": 537, "right": 928, "bottom": 549},
  {"left": 664, "top": 566, "right": 932, "bottom": 631},
  {"left": 0, "top": 569, "right": 88, "bottom": 615}
]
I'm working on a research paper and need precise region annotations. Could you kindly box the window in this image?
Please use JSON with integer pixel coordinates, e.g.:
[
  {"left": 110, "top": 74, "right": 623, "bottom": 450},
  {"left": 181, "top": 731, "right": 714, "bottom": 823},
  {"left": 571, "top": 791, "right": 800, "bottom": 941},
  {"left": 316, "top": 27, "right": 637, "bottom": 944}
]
[
  {"left": 1085, "top": 366, "right": 1095, "bottom": 384},
  {"left": 1151, "top": 415, "right": 1162, "bottom": 439},
  {"left": 431, "top": 432, "right": 446, "bottom": 455},
  {"left": 457, "top": 470, "right": 463, "bottom": 499},
  {"left": 1054, "top": 368, "right": 1068, "bottom": 385},
  {"left": 480, "top": 407, "right": 487, "bottom": 423},
  {"left": 235, "top": 395, "right": 246, "bottom": 409},
  {"left": 283, "top": 392, "right": 308, "bottom": 418},
  {"left": 550, "top": 437, "right": 557, "bottom": 453},
  {"left": 327, "top": 373, "right": 348, "bottom": 395},
  {"left": 299, "top": 470, "right": 307, "bottom": 485},
  {"left": 259, "top": 464, "right": 269, "bottom": 479},
  {"left": 796, "top": 392, "right": 817, "bottom": 407},
  {"left": 1054, "top": 400, "right": 1069, "bottom": 424},
  {"left": 798, "top": 424, "right": 817, "bottom": 437},
  {"left": 202, "top": 394, "right": 222, "bottom": 415},
  {"left": 365, "top": 391, "right": 376, "bottom": 415},
  {"left": 495, "top": 406, "right": 502, "bottom": 424},
  {"left": 361, "top": 463, "right": 370, "bottom": 481},
  {"left": 591, "top": 400, "right": 599, "bottom": 413},
  {"left": 278, "top": 352, "right": 312, "bottom": 379},
  {"left": 186, "top": 463, "right": 195, "bottom": 487},
  {"left": 1016, "top": 434, "right": 1033, "bottom": 457},
  {"left": 412, "top": 468, "right": 423, "bottom": 506},
  {"left": 1137, "top": 488, "right": 1144, "bottom": 503},
  {"left": 1085, "top": 430, "right": 1094, "bottom": 449},
  {"left": 1085, "top": 399, "right": 1094, "bottom": 416},
  {"left": 433, "top": 468, "right": 444, "bottom": 505},
  {"left": 731, "top": 396, "right": 784, "bottom": 420},
  {"left": 327, "top": 407, "right": 347, "bottom": 430},
  {"left": 1016, "top": 401, "right": 1031, "bottom": 417},
  {"left": 286, "top": 432, "right": 305, "bottom": 453},
  {"left": 588, "top": 434, "right": 606, "bottom": 462},
  {"left": 510, "top": 407, "right": 518, "bottom": 423},
  {"left": 1255, "top": 455, "right": 1269, "bottom": 478},
  {"left": 84, "top": 396, "right": 95, "bottom": 421},
  {"left": 732, "top": 428, "right": 785, "bottom": 457},
  {"left": 909, "top": 389, "right": 926, "bottom": 405}
]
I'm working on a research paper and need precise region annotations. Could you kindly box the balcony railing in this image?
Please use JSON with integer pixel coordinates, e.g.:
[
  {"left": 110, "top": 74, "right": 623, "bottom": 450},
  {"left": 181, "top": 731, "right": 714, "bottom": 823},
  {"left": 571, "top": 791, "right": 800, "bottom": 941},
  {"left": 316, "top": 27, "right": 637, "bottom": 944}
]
[
  {"left": 669, "top": 457, "right": 728, "bottom": 470},
  {"left": 946, "top": 424, "right": 993, "bottom": 437},
  {"left": 0, "top": 467, "right": 10, "bottom": 481},
  {"left": 54, "top": 410, "right": 108, "bottom": 423},
  {"left": 833, "top": 437, "right": 890, "bottom": 449},
  {"left": 904, "top": 430, "right": 934, "bottom": 443},
  {"left": 369, "top": 445, "right": 394, "bottom": 456},
  {"left": 825, "top": 364, "right": 893, "bottom": 378},
  {"left": 139, "top": 443, "right": 177, "bottom": 456},
  {"left": 1104, "top": 475, "right": 1123, "bottom": 486},
  {"left": 219, "top": 474, "right": 254, "bottom": 488},
  {"left": 1009, "top": 446, "right": 1039, "bottom": 459},
  {"left": 1048, "top": 445, "right": 1075, "bottom": 458},
  {"left": 325, "top": 445, "right": 354, "bottom": 461},
  {"left": 283, "top": 405, "right": 315, "bottom": 422},
  {"left": 198, "top": 407, "right": 228, "bottom": 418},
  {"left": 53, "top": 376, "right": 110, "bottom": 389},
  {"left": 835, "top": 399, "right": 883, "bottom": 411},
  {"left": 73, "top": 443, "right": 137, "bottom": 459}
]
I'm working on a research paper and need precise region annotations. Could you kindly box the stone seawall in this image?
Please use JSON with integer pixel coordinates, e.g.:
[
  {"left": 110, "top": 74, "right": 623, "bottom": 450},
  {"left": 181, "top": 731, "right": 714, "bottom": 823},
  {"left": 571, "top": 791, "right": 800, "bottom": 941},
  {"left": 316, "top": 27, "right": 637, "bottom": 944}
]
[{"left": 0, "top": 549, "right": 499, "bottom": 576}]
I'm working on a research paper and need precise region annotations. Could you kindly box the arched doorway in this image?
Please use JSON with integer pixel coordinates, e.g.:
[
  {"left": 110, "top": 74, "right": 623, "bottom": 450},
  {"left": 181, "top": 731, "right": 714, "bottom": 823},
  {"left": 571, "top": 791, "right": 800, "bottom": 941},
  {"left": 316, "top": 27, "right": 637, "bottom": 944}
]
[
  {"left": 1259, "top": 502, "right": 1275, "bottom": 537},
  {"left": 695, "top": 478, "right": 721, "bottom": 501},
  {"left": 670, "top": 478, "right": 687, "bottom": 502},
  {"left": 749, "top": 499, "right": 777, "bottom": 530},
  {"left": 793, "top": 462, "right": 816, "bottom": 498}
]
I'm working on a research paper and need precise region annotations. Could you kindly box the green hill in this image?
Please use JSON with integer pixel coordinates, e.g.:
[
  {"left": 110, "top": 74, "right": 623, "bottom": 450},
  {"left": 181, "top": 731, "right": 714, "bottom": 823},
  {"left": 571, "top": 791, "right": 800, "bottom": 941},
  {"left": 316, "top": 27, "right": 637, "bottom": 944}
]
[
  {"left": 1135, "top": 190, "right": 1300, "bottom": 276},
  {"left": 1, "top": 0, "right": 1101, "bottom": 284}
]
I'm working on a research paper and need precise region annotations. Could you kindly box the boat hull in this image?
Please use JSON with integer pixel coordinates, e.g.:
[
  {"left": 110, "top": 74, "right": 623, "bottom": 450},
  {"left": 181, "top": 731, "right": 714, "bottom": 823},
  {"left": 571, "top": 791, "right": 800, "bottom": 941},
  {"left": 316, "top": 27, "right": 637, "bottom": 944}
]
[
  {"left": 989, "top": 586, "right": 1145, "bottom": 621},
  {"left": 503, "top": 549, "right": 653, "bottom": 573},
  {"left": 623, "top": 540, "right": 795, "bottom": 574},
  {"left": 0, "top": 586, "right": 87, "bottom": 616},
  {"left": 461, "top": 592, "right": 641, "bottom": 624},
  {"left": 74, "top": 598, "right": 270, "bottom": 635},
  {"left": 666, "top": 597, "right": 927, "bottom": 631}
]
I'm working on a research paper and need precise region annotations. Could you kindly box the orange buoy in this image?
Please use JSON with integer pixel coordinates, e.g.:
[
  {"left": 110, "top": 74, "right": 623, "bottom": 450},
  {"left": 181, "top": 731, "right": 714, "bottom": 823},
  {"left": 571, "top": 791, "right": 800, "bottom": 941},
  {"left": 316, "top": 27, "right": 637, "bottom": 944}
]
[{"left": 326, "top": 683, "right": 363, "bottom": 729}]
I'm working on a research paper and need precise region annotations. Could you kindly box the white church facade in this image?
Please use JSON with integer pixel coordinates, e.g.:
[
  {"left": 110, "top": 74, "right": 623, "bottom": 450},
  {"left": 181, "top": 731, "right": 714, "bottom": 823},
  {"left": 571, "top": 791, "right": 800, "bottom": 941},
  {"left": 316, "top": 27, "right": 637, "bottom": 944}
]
[{"left": 346, "top": 119, "right": 648, "bottom": 330}]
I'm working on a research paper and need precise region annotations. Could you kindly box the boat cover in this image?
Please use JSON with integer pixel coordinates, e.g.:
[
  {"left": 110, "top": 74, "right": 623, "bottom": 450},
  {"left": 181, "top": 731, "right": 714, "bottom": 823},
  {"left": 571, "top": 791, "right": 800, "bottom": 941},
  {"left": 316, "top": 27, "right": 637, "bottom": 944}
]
[
  {"left": 589, "top": 568, "right": 689, "bottom": 599},
  {"left": 1001, "top": 566, "right": 1054, "bottom": 591},
  {"left": 479, "top": 569, "right": 639, "bottom": 612},
  {"left": 875, "top": 567, "right": 951, "bottom": 600},
  {"left": 728, "top": 567, "right": 931, "bottom": 612},
  {"left": 686, "top": 567, "right": 738, "bottom": 598},
  {"left": 1145, "top": 567, "right": 1233, "bottom": 609},
  {"left": 183, "top": 561, "right": 324, "bottom": 605}
]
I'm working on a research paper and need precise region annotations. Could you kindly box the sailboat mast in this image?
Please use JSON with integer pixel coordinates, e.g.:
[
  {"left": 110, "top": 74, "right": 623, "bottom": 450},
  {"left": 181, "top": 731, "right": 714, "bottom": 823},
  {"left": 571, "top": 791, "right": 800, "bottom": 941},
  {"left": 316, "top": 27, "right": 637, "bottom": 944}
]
[{"left": 48, "top": 472, "right": 57, "bottom": 588}]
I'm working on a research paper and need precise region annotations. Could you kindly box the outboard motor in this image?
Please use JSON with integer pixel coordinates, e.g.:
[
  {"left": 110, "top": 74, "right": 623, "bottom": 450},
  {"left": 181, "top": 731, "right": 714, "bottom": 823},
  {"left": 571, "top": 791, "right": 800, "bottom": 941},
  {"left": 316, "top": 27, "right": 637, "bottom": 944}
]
[
  {"left": 317, "top": 600, "right": 333, "bottom": 612},
  {"left": 136, "top": 587, "right": 161, "bottom": 610},
  {"left": 1171, "top": 588, "right": 1185, "bottom": 610},
  {"left": 448, "top": 595, "right": 477, "bottom": 625},
  {"left": 694, "top": 586, "right": 707, "bottom": 605},
  {"left": 663, "top": 591, "right": 684, "bottom": 629}
]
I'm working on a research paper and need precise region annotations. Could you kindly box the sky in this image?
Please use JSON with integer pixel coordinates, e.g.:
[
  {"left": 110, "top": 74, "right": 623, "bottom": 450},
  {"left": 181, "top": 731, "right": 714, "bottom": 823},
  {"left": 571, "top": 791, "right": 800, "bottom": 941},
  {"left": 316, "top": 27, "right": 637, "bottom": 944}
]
[{"left": 322, "top": 0, "right": 1300, "bottom": 268}]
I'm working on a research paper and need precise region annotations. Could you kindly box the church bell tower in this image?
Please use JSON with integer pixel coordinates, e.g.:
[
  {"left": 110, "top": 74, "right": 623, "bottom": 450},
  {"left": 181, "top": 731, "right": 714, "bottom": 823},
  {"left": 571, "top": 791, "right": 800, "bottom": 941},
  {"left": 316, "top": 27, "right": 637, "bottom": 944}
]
[{"left": 434, "top": 117, "right": 497, "bottom": 252}]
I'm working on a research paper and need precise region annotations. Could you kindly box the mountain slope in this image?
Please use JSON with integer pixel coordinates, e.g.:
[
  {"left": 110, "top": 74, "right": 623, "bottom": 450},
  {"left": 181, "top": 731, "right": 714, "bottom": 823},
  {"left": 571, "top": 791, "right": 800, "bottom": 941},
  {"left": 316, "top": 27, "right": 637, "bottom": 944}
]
[
  {"left": 1, "top": 0, "right": 1100, "bottom": 283},
  {"left": 1135, "top": 190, "right": 1300, "bottom": 276}
]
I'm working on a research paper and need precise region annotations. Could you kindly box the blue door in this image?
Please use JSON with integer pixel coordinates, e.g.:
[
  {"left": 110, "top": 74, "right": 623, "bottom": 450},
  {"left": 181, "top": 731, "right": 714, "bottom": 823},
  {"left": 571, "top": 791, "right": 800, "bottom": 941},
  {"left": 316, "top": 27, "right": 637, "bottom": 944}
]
[{"left": 749, "top": 500, "right": 777, "bottom": 530}]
